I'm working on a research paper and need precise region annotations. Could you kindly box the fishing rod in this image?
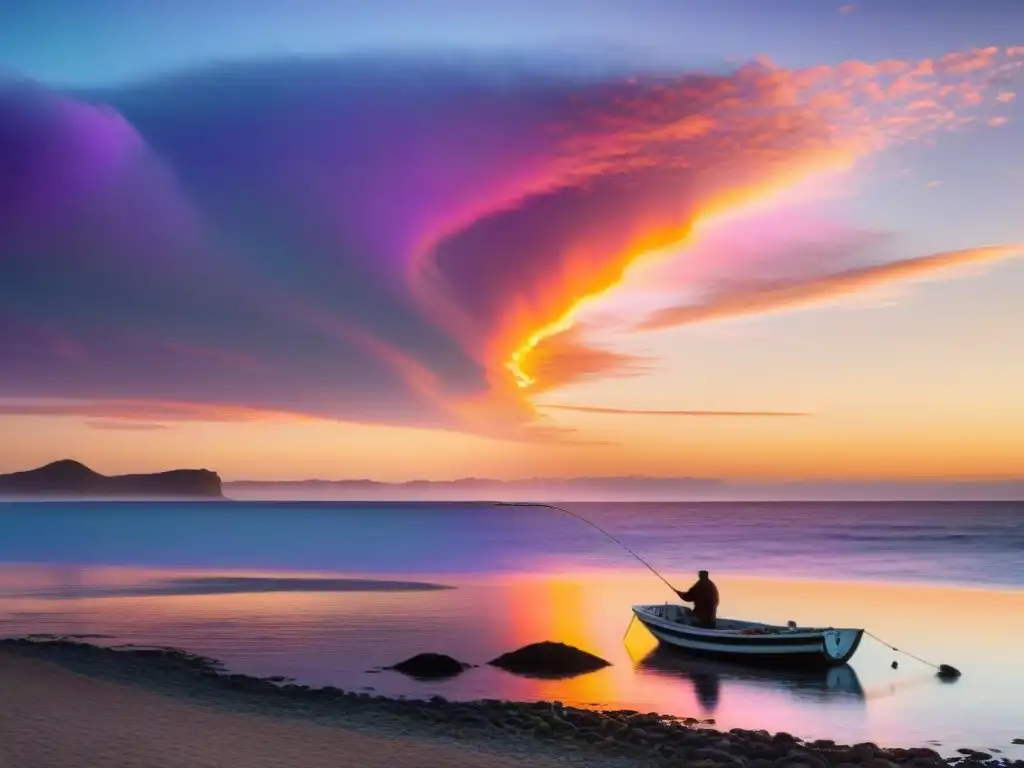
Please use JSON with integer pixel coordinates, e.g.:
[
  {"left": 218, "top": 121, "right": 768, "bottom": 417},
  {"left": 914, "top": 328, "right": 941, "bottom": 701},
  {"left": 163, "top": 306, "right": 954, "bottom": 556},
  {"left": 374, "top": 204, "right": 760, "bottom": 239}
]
[
  {"left": 492, "top": 500, "right": 962, "bottom": 679},
  {"left": 493, "top": 501, "right": 682, "bottom": 597}
]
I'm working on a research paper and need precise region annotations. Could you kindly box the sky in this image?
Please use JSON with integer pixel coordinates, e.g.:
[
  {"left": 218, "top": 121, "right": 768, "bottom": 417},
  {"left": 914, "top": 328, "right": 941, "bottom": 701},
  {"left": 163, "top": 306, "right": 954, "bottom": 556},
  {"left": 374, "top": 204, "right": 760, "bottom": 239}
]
[{"left": 1, "top": 0, "right": 1023, "bottom": 482}]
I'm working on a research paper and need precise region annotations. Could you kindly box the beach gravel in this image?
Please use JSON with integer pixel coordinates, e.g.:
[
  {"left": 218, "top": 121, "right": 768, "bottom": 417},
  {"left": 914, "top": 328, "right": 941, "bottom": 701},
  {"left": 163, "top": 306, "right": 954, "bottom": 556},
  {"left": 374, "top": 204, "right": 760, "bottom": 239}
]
[{"left": 1, "top": 638, "right": 1022, "bottom": 768}]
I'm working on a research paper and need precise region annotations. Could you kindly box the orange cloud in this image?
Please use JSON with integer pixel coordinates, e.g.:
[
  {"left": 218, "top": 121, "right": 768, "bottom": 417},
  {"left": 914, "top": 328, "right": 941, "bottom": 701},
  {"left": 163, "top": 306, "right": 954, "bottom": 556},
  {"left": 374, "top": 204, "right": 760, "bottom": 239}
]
[
  {"left": 537, "top": 404, "right": 809, "bottom": 417},
  {"left": 634, "top": 244, "right": 1024, "bottom": 331},
  {"left": 500, "top": 48, "right": 1022, "bottom": 394},
  {"left": 519, "top": 328, "right": 651, "bottom": 394}
]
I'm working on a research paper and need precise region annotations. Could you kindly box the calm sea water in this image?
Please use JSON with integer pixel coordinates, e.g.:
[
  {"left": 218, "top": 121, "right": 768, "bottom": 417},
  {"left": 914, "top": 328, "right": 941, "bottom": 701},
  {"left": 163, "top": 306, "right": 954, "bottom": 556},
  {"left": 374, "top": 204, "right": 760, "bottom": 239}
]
[{"left": 0, "top": 501, "right": 1022, "bottom": 754}]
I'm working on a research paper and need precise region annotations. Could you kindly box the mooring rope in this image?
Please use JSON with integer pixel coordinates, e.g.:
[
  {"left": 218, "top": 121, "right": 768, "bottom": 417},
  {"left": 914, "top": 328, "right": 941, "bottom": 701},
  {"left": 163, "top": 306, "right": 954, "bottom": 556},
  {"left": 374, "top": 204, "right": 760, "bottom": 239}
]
[{"left": 864, "top": 630, "right": 961, "bottom": 677}]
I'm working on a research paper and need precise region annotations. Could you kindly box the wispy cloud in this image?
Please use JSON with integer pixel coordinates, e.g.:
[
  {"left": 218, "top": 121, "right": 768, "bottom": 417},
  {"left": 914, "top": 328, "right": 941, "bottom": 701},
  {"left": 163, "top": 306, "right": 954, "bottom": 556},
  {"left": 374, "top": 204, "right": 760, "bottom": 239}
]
[
  {"left": 85, "top": 420, "right": 172, "bottom": 431},
  {"left": 634, "top": 244, "right": 1024, "bottom": 331},
  {"left": 0, "top": 399, "right": 297, "bottom": 423},
  {"left": 538, "top": 404, "right": 810, "bottom": 417}
]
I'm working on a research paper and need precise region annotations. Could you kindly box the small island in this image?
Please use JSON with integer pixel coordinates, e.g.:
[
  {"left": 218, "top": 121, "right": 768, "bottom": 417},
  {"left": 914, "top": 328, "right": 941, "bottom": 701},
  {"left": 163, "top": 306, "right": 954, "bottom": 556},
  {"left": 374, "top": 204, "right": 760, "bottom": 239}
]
[{"left": 0, "top": 459, "right": 223, "bottom": 499}]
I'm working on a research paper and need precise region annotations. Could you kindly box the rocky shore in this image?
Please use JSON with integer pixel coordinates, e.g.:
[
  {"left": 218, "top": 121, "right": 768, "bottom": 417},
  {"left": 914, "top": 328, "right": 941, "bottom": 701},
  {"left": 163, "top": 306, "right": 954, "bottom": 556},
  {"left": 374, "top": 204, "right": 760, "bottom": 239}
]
[{"left": 1, "top": 638, "right": 1020, "bottom": 768}]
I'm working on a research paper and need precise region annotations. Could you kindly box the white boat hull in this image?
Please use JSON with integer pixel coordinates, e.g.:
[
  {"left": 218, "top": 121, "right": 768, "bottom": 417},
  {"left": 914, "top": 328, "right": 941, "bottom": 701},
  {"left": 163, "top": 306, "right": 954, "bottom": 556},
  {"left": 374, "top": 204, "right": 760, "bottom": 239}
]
[{"left": 632, "top": 604, "right": 863, "bottom": 668}]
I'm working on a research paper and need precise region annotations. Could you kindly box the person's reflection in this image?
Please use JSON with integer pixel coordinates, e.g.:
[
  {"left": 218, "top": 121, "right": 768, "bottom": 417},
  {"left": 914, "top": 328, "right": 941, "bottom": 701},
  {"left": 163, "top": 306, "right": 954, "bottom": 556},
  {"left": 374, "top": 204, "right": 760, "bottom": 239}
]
[{"left": 688, "top": 669, "right": 721, "bottom": 713}]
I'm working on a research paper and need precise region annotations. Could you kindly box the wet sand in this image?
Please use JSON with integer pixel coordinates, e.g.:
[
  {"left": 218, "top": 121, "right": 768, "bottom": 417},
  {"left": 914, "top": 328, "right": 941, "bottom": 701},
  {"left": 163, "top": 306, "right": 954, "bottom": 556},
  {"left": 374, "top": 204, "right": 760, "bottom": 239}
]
[{"left": 0, "top": 649, "right": 570, "bottom": 768}]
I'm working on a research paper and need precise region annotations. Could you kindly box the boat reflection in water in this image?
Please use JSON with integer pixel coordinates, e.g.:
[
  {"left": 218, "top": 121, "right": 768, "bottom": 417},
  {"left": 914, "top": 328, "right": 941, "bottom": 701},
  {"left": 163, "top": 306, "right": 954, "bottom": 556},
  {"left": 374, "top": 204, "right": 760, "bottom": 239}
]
[{"left": 632, "top": 645, "right": 866, "bottom": 715}]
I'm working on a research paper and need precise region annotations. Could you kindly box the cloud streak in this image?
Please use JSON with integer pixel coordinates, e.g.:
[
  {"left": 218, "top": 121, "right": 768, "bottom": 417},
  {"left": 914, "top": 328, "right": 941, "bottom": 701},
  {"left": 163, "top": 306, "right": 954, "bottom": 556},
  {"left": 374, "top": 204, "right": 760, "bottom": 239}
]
[
  {"left": 85, "top": 420, "right": 172, "bottom": 432},
  {"left": 538, "top": 405, "right": 809, "bottom": 417},
  {"left": 634, "top": 244, "right": 1024, "bottom": 331}
]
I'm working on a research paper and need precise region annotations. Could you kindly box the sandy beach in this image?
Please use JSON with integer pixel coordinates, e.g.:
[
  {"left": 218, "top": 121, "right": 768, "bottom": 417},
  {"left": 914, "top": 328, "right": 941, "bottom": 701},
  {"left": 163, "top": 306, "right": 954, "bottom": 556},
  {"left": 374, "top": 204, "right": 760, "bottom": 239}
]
[
  {"left": 0, "top": 648, "right": 571, "bottom": 768},
  {"left": 1, "top": 640, "right": 1020, "bottom": 768}
]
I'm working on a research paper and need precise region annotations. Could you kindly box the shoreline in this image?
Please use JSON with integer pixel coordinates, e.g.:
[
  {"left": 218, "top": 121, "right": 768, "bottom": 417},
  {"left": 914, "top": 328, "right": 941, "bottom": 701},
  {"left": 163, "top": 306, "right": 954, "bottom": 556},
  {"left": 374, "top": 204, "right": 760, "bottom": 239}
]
[{"left": 1, "top": 638, "right": 1020, "bottom": 768}]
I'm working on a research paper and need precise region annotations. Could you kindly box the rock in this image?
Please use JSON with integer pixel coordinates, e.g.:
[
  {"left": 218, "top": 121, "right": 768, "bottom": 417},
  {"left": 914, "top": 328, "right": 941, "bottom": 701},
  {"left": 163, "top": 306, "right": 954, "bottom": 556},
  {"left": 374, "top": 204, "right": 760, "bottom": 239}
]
[
  {"left": 696, "top": 747, "right": 742, "bottom": 764},
  {"left": 907, "top": 749, "right": 944, "bottom": 761},
  {"left": 533, "top": 721, "right": 554, "bottom": 737},
  {"left": 851, "top": 743, "right": 881, "bottom": 762},
  {"left": 784, "top": 749, "right": 829, "bottom": 768},
  {"left": 863, "top": 759, "right": 900, "bottom": 768},
  {"left": 1013, "top": 740, "right": 1024, "bottom": 746},
  {"left": 386, "top": 653, "right": 472, "bottom": 679},
  {"left": 487, "top": 641, "right": 611, "bottom": 678}
]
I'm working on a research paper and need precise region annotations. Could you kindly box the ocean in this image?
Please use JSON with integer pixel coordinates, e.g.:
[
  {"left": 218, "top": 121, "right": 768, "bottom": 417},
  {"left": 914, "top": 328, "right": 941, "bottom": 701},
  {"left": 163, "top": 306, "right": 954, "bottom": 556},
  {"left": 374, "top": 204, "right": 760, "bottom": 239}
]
[{"left": 1, "top": 500, "right": 1022, "bottom": 754}]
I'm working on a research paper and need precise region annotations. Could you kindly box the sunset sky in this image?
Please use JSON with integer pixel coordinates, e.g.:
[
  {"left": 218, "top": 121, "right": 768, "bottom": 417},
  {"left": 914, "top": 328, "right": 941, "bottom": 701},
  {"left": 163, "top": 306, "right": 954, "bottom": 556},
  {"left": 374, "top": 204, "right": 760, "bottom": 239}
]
[{"left": 2, "top": 0, "right": 1023, "bottom": 482}]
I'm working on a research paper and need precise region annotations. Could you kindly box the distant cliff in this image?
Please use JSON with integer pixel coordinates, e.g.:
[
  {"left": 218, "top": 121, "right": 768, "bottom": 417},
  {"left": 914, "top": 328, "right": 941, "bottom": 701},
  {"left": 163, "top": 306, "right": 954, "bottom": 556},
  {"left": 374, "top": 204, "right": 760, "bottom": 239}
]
[{"left": 0, "top": 460, "right": 223, "bottom": 499}]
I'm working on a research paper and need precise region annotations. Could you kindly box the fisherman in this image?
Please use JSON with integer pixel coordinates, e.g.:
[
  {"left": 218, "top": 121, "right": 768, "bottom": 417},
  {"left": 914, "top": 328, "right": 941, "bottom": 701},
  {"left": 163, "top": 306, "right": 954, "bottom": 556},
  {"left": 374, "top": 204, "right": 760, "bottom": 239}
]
[{"left": 676, "top": 570, "right": 719, "bottom": 629}]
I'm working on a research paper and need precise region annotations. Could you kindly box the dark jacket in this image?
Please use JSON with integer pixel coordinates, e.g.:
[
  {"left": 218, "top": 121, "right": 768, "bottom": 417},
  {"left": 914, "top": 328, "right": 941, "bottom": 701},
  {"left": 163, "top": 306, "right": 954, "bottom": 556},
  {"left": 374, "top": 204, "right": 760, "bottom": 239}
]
[{"left": 677, "top": 577, "right": 719, "bottom": 625}]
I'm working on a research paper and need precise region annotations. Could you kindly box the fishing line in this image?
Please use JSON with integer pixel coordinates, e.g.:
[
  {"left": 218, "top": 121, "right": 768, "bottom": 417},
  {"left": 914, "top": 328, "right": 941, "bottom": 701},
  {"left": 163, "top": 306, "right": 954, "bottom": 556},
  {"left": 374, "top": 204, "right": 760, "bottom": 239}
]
[{"left": 493, "top": 501, "right": 680, "bottom": 596}]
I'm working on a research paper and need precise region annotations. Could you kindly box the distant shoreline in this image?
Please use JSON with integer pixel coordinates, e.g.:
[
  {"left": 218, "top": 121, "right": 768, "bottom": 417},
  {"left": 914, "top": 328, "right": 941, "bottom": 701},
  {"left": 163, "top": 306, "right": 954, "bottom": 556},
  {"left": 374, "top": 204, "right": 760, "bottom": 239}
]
[{"left": 0, "top": 638, "right": 1017, "bottom": 768}]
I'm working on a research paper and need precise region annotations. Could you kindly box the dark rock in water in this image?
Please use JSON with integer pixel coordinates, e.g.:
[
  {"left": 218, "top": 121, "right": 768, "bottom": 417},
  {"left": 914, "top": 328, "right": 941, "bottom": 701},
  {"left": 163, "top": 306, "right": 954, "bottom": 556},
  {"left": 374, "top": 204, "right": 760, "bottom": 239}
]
[
  {"left": 937, "top": 664, "right": 962, "bottom": 679},
  {"left": 1012, "top": 739, "right": 1024, "bottom": 745},
  {"left": 386, "top": 653, "right": 472, "bottom": 679},
  {"left": 487, "top": 641, "right": 611, "bottom": 679}
]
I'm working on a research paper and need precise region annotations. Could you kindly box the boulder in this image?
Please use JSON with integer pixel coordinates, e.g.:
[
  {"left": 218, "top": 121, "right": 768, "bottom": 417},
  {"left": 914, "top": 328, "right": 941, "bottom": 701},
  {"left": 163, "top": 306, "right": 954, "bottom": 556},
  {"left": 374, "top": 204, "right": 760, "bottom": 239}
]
[
  {"left": 487, "top": 641, "right": 611, "bottom": 678},
  {"left": 386, "top": 653, "right": 472, "bottom": 679}
]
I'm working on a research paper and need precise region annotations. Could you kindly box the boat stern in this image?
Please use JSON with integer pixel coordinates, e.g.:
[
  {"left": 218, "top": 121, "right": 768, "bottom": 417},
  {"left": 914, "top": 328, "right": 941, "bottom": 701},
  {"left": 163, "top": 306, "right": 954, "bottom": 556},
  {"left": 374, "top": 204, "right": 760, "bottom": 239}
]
[{"left": 822, "top": 628, "right": 864, "bottom": 664}]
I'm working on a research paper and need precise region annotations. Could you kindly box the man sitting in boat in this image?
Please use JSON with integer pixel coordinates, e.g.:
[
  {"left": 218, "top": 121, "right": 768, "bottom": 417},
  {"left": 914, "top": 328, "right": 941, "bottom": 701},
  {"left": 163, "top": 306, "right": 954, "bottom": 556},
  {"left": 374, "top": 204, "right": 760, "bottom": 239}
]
[{"left": 675, "top": 570, "right": 719, "bottom": 629}]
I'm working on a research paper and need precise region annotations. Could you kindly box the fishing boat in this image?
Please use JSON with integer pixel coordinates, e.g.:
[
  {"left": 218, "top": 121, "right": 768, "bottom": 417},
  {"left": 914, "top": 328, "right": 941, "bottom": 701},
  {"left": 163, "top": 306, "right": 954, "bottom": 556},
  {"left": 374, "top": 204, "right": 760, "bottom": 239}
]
[{"left": 632, "top": 603, "right": 864, "bottom": 668}]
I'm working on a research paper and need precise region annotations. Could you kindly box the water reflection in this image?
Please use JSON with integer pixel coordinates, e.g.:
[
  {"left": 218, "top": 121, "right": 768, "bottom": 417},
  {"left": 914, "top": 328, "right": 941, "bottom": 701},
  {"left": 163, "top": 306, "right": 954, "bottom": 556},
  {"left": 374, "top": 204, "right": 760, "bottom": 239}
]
[
  {"left": 0, "top": 564, "right": 1022, "bottom": 756},
  {"left": 632, "top": 645, "right": 865, "bottom": 715}
]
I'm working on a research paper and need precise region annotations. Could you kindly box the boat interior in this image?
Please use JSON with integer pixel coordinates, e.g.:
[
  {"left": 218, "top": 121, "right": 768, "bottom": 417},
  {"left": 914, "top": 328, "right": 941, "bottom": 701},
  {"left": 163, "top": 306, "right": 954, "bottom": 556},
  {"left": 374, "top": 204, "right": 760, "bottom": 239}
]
[{"left": 637, "top": 604, "right": 822, "bottom": 634}]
